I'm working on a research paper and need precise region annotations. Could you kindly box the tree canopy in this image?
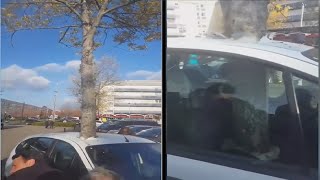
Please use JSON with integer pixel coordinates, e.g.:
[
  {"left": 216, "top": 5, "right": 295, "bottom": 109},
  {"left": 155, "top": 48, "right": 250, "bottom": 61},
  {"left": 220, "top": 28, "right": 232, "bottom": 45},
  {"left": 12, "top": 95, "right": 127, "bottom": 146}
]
[{"left": 2, "top": 0, "right": 161, "bottom": 139}]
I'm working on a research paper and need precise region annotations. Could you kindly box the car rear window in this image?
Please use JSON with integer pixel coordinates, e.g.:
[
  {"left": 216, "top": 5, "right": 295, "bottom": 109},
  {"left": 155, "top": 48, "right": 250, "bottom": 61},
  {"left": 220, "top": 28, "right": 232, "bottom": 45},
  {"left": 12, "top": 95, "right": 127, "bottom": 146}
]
[
  {"left": 86, "top": 143, "right": 160, "bottom": 180},
  {"left": 301, "top": 48, "right": 318, "bottom": 62}
]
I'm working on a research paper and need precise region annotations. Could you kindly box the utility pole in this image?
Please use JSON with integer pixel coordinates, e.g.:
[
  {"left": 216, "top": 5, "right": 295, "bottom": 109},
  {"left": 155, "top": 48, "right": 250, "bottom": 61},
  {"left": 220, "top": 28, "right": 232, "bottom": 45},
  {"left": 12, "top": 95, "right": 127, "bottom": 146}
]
[{"left": 21, "top": 102, "right": 25, "bottom": 123}]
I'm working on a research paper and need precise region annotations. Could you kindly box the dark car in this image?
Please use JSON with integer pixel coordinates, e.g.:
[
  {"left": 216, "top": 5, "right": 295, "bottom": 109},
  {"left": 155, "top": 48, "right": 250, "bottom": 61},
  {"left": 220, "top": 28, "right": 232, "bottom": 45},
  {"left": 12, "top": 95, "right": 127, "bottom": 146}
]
[
  {"left": 136, "top": 127, "right": 161, "bottom": 143},
  {"left": 117, "top": 125, "right": 156, "bottom": 135},
  {"left": 97, "top": 119, "right": 159, "bottom": 133},
  {"left": 25, "top": 118, "right": 40, "bottom": 125}
]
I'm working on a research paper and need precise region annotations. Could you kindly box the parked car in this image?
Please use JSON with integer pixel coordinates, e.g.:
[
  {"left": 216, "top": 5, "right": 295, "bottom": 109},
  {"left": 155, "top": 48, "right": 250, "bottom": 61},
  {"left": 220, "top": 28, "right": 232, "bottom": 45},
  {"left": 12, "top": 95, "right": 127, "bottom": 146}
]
[
  {"left": 97, "top": 119, "right": 159, "bottom": 133},
  {"left": 113, "top": 125, "right": 156, "bottom": 134},
  {"left": 167, "top": 37, "right": 318, "bottom": 180},
  {"left": 136, "top": 127, "right": 161, "bottom": 143},
  {"left": 96, "top": 120, "right": 103, "bottom": 128},
  {"left": 4, "top": 132, "right": 161, "bottom": 180},
  {"left": 25, "top": 118, "right": 40, "bottom": 125}
]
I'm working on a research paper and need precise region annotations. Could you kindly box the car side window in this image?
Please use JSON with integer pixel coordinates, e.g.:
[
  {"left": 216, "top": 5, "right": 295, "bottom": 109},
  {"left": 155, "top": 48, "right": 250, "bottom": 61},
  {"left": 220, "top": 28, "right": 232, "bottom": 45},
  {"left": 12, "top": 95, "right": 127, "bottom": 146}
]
[
  {"left": 50, "top": 140, "right": 84, "bottom": 180},
  {"left": 166, "top": 50, "right": 315, "bottom": 178},
  {"left": 51, "top": 141, "right": 76, "bottom": 169},
  {"left": 15, "top": 138, "right": 37, "bottom": 153},
  {"left": 292, "top": 75, "right": 318, "bottom": 169},
  {"left": 33, "top": 138, "right": 55, "bottom": 153}
]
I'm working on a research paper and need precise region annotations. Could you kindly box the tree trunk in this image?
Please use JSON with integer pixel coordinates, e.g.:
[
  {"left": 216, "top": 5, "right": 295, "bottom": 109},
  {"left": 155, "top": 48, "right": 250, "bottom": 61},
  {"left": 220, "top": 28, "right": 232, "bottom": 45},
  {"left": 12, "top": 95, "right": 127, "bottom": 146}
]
[
  {"left": 80, "top": 3, "right": 97, "bottom": 139},
  {"left": 219, "top": 0, "right": 269, "bottom": 40}
]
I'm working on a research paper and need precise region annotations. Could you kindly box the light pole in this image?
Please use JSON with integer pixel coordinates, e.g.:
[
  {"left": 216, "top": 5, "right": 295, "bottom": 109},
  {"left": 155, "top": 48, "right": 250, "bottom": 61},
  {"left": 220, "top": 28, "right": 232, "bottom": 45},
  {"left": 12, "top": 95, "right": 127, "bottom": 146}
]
[
  {"left": 128, "top": 103, "right": 131, "bottom": 117},
  {"left": 300, "top": 2, "right": 305, "bottom": 27},
  {"left": 53, "top": 91, "right": 58, "bottom": 120}
]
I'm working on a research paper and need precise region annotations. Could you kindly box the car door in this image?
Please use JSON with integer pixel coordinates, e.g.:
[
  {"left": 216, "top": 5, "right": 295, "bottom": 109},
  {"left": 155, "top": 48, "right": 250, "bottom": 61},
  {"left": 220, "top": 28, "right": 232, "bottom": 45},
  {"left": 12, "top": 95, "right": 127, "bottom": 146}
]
[
  {"left": 49, "top": 140, "right": 89, "bottom": 180},
  {"left": 5, "top": 137, "right": 56, "bottom": 177},
  {"left": 166, "top": 49, "right": 318, "bottom": 180}
]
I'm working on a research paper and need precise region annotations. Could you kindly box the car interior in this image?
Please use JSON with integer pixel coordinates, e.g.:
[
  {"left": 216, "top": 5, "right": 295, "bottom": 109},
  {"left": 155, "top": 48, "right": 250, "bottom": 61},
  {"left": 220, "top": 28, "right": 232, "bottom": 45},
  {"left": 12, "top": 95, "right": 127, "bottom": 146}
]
[{"left": 167, "top": 51, "right": 319, "bottom": 170}]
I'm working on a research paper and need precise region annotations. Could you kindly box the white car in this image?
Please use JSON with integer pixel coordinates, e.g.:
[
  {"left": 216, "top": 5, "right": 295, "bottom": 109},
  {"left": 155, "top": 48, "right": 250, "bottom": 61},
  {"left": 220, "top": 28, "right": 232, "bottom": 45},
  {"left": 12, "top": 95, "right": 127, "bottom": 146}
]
[
  {"left": 5, "top": 132, "right": 161, "bottom": 180},
  {"left": 167, "top": 37, "right": 318, "bottom": 180},
  {"left": 96, "top": 120, "right": 103, "bottom": 128}
]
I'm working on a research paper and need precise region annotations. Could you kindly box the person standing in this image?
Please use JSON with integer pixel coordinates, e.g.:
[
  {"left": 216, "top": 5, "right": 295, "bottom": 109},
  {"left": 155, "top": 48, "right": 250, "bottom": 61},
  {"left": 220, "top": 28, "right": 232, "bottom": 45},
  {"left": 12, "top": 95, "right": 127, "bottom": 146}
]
[{"left": 44, "top": 120, "right": 49, "bottom": 128}]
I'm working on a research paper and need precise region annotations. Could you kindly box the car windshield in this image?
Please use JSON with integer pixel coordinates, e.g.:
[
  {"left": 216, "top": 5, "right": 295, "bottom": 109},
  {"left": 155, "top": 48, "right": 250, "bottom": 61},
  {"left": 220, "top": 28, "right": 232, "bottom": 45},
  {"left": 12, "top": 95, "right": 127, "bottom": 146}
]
[
  {"left": 301, "top": 48, "right": 318, "bottom": 62},
  {"left": 137, "top": 128, "right": 161, "bottom": 138},
  {"left": 86, "top": 143, "right": 161, "bottom": 180}
]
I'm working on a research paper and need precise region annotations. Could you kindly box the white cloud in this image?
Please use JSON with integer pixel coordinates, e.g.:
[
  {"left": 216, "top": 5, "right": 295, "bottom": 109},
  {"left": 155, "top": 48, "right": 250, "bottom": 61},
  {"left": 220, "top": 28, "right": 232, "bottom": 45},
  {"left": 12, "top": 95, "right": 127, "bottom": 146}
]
[
  {"left": 34, "top": 60, "right": 81, "bottom": 72},
  {"left": 34, "top": 63, "right": 65, "bottom": 72},
  {"left": 1, "top": 65, "right": 50, "bottom": 90},
  {"left": 65, "top": 60, "right": 81, "bottom": 70},
  {"left": 126, "top": 70, "right": 162, "bottom": 80}
]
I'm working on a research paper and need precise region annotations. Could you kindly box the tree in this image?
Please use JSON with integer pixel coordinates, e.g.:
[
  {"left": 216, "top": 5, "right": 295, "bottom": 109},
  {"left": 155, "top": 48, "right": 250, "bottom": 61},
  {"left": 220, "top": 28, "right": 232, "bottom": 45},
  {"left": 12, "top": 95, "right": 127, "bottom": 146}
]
[
  {"left": 71, "top": 56, "right": 119, "bottom": 117},
  {"left": 2, "top": 0, "right": 160, "bottom": 139},
  {"left": 266, "top": 0, "right": 291, "bottom": 30}
]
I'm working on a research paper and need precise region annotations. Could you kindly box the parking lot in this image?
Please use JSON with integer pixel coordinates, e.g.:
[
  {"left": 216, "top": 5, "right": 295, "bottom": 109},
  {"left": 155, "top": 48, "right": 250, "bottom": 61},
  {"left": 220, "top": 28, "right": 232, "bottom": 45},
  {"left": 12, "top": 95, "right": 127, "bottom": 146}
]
[
  {"left": 1, "top": 125, "right": 75, "bottom": 159},
  {"left": 1, "top": 125, "right": 75, "bottom": 178}
]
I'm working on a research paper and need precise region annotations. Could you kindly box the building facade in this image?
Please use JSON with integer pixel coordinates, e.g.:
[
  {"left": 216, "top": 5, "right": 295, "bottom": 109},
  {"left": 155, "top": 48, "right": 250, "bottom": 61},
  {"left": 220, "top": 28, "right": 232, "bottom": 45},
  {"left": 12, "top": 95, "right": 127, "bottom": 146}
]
[
  {"left": 102, "top": 80, "right": 161, "bottom": 118},
  {"left": 167, "top": 0, "right": 216, "bottom": 38}
]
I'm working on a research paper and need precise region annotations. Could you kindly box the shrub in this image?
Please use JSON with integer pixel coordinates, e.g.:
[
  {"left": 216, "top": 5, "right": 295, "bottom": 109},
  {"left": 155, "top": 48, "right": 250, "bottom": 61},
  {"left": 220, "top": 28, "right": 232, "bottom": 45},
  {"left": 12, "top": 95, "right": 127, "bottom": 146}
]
[{"left": 32, "top": 121, "right": 77, "bottom": 127}]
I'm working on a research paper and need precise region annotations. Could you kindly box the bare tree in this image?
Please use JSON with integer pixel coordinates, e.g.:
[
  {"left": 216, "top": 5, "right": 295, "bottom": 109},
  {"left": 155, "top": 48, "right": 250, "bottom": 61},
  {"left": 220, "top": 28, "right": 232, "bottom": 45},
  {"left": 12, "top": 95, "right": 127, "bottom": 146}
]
[
  {"left": 2, "top": 0, "right": 160, "bottom": 139},
  {"left": 71, "top": 56, "right": 119, "bottom": 117}
]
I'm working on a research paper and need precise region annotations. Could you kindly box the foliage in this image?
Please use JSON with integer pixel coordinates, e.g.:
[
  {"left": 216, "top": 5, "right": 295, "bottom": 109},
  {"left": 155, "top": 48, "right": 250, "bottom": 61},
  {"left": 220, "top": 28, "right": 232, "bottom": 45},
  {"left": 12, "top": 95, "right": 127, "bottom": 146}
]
[
  {"left": 267, "top": 0, "right": 291, "bottom": 29},
  {"left": 2, "top": 0, "right": 160, "bottom": 139},
  {"left": 32, "top": 121, "right": 77, "bottom": 127},
  {"left": 2, "top": 0, "right": 161, "bottom": 49}
]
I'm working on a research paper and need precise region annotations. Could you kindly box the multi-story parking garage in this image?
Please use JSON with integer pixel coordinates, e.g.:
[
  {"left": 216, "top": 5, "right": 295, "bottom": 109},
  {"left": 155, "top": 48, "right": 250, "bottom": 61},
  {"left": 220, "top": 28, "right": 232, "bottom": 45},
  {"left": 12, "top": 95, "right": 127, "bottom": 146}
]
[{"left": 101, "top": 80, "right": 161, "bottom": 119}]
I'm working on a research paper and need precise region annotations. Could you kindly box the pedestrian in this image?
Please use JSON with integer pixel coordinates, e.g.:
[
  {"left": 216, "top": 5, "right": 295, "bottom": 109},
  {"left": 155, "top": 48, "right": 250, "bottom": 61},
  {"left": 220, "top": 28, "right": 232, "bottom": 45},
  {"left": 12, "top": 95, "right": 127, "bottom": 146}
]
[
  {"left": 44, "top": 120, "right": 49, "bottom": 128},
  {"left": 7, "top": 146, "right": 66, "bottom": 180},
  {"left": 49, "top": 120, "right": 54, "bottom": 129},
  {"left": 81, "top": 167, "right": 121, "bottom": 180}
]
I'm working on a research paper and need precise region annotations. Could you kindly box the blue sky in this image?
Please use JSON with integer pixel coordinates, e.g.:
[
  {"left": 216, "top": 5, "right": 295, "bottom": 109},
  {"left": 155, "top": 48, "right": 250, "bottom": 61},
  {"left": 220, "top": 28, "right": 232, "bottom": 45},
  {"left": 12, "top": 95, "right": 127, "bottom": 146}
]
[{"left": 1, "top": 28, "right": 161, "bottom": 109}]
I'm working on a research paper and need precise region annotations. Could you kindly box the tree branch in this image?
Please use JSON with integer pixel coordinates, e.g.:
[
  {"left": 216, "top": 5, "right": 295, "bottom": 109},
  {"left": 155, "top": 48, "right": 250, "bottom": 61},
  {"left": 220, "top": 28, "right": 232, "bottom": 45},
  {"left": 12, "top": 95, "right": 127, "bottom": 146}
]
[
  {"left": 93, "top": 0, "right": 110, "bottom": 27},
  {"left": 103, "top": 14, "right": 138, "bottom": 29},
  {"left": 94, "top": 0, "right": 101, "bottom": 10},
  {"left": 59, "top": 26, "right": 70, "bottom": 43},
  {"left": 53, "top": 0, "right": 84, "bottom": 22},
  {"left": 9, "top": 25, "right": 80, "bottom": 47},
  {"left": 103, "top": 0, "right": 142, "bottom": 15}
]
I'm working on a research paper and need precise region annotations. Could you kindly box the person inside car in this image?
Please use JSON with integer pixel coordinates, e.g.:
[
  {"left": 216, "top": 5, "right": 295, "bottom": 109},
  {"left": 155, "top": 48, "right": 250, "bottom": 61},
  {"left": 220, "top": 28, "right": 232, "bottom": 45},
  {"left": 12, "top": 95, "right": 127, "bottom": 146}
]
[
  {"left": 7, "top": 145, "right": 66, "bottom": 180},
  {"left": 204, "top": 83, "right": 277, "bottom": 160},
  {"left": 81, "top": 167, "right": 121, "bottom": 180},
  {"left": 118, "top": 127, "right": 135, "bottom": 135}
]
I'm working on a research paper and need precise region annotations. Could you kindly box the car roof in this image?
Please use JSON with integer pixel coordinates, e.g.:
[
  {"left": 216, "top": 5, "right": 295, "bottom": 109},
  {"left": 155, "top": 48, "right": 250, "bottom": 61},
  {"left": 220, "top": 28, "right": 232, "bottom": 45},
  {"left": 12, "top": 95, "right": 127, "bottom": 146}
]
[
  {"left": 25, "top": 132, "right": 155, "bottom": 147},
  {"left": 167, "top": 38, "right": 318, "bottom": 77},
  {"left": 126, "top": 125, "right": 155, "bottom": 128}
]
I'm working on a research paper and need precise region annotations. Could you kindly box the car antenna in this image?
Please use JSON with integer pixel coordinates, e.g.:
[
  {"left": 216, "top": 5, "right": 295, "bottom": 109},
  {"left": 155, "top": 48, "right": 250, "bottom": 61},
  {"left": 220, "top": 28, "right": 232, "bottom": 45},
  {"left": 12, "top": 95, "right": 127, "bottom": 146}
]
[{"left": 123, "top": 135, "right": 129, "bottom": 142}]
